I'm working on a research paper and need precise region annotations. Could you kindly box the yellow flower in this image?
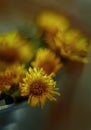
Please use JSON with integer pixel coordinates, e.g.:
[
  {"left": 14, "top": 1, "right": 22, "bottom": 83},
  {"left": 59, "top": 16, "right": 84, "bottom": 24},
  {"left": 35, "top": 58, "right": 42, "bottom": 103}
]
[
  {"left": 20, "top": 67, "right": 60, "bottom": 107},
  {"left": 37, "top": 11, "right": 69, "bottom": 33},
  {"left": 31, "top": 48, "right": 63, "bottom": 75},
  {"left": 3, "top": 64, "right": 26, "bottom": 93},
  {"left": 58, "top": 29, "right": 89, "bottom": 63},
  {"left": 0, "top": 31, "right": 34, "bottom": 65},
  {"left": 37, "top": 11, "right": 69, "bottom": 55},
  {"left": 45, "top": 28, "right": 89, "bottom": 63}
]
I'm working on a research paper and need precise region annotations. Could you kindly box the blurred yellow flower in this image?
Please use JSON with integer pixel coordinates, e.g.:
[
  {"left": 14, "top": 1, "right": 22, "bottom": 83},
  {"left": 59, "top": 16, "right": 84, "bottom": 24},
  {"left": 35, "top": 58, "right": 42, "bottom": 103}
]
[
  {"left": 37, "top": 11, "right": 89, "bottom": 63},
  {"left": 37, "top": 11, "right": 69, "bottom": 33},
  {"left": 0, "top": 31, "right": 34, "bottom": 66},
  {"left": 31, "top": 48, "right": 63, "bottom": 75},
  {"left": 45, "top": 28, "right": 89, "bottom": 63},
  {"left": 2, "top": 64, "right": 26, "bottom": 93},
  {"left": 58, "top": 29, "right": 89, "bottom": 63},
  {"left": 20, "top": 67, "right": 60, "bottom": 107}
]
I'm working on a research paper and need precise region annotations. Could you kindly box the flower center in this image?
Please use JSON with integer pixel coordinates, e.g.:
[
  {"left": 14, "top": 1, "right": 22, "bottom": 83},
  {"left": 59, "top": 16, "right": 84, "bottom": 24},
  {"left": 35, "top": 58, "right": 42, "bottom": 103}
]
[
  {"left": 30, "top": 81, "right": 46, "bottom": 96},
  {"left": 40, "top": 61, "right": 54, "bottom": 74}
]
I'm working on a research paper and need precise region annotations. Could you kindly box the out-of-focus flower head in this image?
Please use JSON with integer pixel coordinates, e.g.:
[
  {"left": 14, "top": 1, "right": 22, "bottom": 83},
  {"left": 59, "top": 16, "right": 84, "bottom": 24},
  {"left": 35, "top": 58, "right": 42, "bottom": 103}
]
[
  {"left": 37, "top": 11, "right": 70, "bottom": 33},
  {"left": 0, "top": 31, "right": 34, "bottom": 68},
  {"left": 20, "top": 67, "right": 60, "bottom": 107},
  {"left": 57, "top": 29, "right": 89, "bottom": 63},
  {"left": 44, "top": 27, "right": 89, "bottom": 63},
  {"left": 1, "top": 64, "right": 26, "bottom": 94},
  {"left": 37, "top": 11, "right": 89, "bottom": 64},
  {"left": 36, "top": 10, "right": 69, "bottom": 54},
  {"left": 31, "top": 48, "right": 63, "bottom": 75}
]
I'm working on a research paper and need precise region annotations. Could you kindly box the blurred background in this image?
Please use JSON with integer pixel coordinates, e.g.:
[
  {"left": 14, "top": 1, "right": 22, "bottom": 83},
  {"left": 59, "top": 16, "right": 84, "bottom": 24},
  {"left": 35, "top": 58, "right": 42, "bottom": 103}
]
[{"left": 0, "top": 0, "right": 91, "bottom": 130}]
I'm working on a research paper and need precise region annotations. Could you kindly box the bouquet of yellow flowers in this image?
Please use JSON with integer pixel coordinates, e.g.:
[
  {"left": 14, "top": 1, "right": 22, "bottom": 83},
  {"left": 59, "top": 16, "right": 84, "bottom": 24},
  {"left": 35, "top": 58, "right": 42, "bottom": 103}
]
[{"left": 0, "top": 11, "right": 90, "bottom": 108}]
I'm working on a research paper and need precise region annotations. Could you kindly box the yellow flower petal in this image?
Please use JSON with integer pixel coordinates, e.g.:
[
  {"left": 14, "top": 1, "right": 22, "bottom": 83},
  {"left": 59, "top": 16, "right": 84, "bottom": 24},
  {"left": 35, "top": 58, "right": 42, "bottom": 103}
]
[
  {"left": 29, "top": 96, "right": 39, "bottom": 107},
  {"left": 39, "top": 95, "right": 46, "bottom": 107},
  {"left": 46, "top": 93, "right": 57, "bottom": 101}
]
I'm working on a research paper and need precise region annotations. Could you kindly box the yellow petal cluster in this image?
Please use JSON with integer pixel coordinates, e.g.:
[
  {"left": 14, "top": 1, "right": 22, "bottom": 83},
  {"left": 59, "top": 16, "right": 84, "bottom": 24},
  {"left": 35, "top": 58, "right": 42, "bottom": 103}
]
[
  {"left": 55, "top": 30, "right": 89, "bottom": 63},
  {"left": 0, "top": 31, "right": 34, "bottom": 66},
  {"left": 0, "top": 64, "right": 26, "bottom": 94},
  {"left": 31, "top": 48, "right": 63, "bottom": 75},
  {"left": 37, "top": 11, "right": 69, "bottom": 32},
  {"left": 20, "top": 67, "right": 60, "bottom": 107},
  {"left": 37, "top": 11, "right": 89, "bottom": 63}
]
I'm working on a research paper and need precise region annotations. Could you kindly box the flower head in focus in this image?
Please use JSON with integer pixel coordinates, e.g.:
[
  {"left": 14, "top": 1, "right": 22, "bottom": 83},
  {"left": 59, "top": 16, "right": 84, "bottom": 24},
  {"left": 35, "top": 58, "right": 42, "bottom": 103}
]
[
  {"left": 20, "top": 67, "right": 60, "bottom": 107},
  {"left": 31, "top": 48, "right": 63, "bottom": 75},
  {"left": 0, "top": 31, "right": 34, "bottom": 67}
]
